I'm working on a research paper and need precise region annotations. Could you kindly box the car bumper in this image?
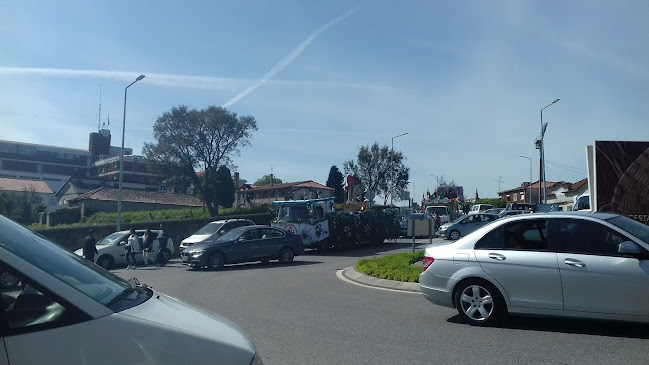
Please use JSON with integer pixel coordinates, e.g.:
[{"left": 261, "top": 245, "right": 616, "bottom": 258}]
[
  {"left": 419, "top": 283, "right": 454, "bottom": 308},
  {"left": 180, "top": 252, "right": 207, "bottom": 267},
  {"left": 437, "top": 228, "right": 450, "bottom": 239}
]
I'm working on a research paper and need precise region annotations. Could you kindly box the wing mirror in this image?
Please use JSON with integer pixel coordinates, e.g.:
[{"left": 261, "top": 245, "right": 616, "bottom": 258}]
[{"left": 618, "top": 241, "right": 641, "bottom": 255}]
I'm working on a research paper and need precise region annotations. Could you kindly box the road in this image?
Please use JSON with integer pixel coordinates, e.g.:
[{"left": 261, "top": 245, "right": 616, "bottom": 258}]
[{"left": 114, "top": 240, "right": 649, "bottom": 365}]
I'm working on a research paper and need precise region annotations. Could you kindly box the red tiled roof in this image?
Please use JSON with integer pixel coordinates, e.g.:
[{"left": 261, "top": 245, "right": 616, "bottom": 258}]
[
  {"left": 69, "top": 187, "right": 202, "bottom": 207},
  {"left": 0, "top": 177, "right": 53, "bottom": 194},
  {"left": 570, "top": 178, "right": 588, "bottom": 192},
  {"left": 238, "top": 180, "right": 333, "bottom": 192}
]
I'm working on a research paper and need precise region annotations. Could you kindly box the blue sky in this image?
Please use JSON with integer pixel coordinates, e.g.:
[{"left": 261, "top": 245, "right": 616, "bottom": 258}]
[{"left": 1, "top": 0, "right": 648, "bottom": 204}]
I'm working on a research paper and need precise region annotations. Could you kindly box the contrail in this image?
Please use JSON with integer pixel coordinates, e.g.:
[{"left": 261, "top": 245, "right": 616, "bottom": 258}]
[
  {"left": 222, "top": 7, "right": 360, "bottom": 108},
  {"left": 0, "top": 64, "right": 383, "bottom": 91}
]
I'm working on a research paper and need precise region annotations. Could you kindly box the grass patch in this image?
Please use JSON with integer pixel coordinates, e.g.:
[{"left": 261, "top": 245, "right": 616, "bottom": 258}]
[{"left": 356, "top": 251, "right": 425, "bottom": 283}]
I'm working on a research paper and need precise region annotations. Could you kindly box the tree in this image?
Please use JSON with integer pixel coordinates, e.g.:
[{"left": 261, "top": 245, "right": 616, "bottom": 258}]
[
  {"left": 0, "top": 189, "right": 45, "bottom": 225},
  {"left": 343, "top": 143, "right": 409, "bottom": 205},
  {"left": 143, "top": 105, "right": 258, "bottom": 217},
  {"left": 254, "top": 175, "right": 282, "bottom": 186},
  {"left": 214, "top": 165, "right": 235, "bottom": 208},
  {"left": 326, "top": 165, "right": 345, "bottom": 203}
]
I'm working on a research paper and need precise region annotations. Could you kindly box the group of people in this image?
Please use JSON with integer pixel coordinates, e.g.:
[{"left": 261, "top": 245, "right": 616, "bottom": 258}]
[{"left": 83, "top": 223, "right": 170, "bottom": 270}]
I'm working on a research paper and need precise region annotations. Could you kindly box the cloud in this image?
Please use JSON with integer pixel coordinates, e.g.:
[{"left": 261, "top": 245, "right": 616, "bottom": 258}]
[{"left": 222, "top": 6, "right": 360, "bottom": 108}]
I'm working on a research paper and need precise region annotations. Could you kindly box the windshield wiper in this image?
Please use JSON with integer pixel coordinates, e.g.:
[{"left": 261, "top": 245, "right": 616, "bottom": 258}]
[{"left": 106, "top": 287, "right": 135, "bottom": 307}]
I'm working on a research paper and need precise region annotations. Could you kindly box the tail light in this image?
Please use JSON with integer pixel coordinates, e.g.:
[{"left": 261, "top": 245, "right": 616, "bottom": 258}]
[{"left": 422, "top": 256, "right": 435, "bottom": 272}]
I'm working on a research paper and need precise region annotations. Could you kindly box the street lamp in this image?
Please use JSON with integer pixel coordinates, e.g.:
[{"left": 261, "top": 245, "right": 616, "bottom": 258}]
[
  {"left": 538, "top": 99, "right": 559, "bottom": 204},
  {"left": 519, "top": 156, "right": 532, "bottom": 203},
  {"left": 390, "top": 132, "right": 408, "bottom": 206},
  {"left": 117, "top": 74, "right": 145, "bottom": 231}
]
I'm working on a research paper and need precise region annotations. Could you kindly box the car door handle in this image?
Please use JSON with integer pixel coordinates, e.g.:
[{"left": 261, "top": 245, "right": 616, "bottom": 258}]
[
  {"left": 488, "top": 253, "right": 506, "bottom": 261},
  {"left": 564, "top": 258, "right": 585, "bottom": 268}
]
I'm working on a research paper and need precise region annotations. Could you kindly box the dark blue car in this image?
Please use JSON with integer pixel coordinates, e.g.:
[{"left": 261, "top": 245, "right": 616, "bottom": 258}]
[{"left": 180, "top": 225, "right": 305, "bottom": 269}]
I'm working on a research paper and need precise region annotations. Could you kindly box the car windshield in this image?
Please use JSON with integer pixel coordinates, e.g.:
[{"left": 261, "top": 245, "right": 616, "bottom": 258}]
[
  {"left": 606, "top": 216, "right": 649, "bottom": 244},
  {"left": 451, "top": 216, "right": 465, "bottom": 224},
  {"left": 0, "top": 216, "right": 131, "bottom": 307},
  {"left": 217, "top": 226, "right": 248, "bottom": 242},
  {"left": 97, "top": 232, "right": 125, "bottom": 245},
  {"left": 195, "top": 222, "right": 224, "bottom": 235}
]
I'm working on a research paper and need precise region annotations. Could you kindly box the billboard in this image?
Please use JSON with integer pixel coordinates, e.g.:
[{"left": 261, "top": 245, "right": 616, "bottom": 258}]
[{"left": 593, "top": 141, "right": 649, "bottom": 226}]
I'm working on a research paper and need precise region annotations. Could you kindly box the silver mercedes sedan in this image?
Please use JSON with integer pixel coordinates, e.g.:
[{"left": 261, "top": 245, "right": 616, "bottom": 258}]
[{"left": 419, "top": 212, "right": 649, "bottom": 326}]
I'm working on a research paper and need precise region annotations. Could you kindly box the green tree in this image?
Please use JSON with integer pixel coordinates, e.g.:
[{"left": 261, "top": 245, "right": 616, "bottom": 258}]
[
  {"left": 143, "top": 105, "right": 258, "bottom": 217},
  {"left": 2, "top": 189, "right": 45, "bottom": 225},
  {"left": 326, "top": 165, "right": 345, "bottom": 203},
  {"left": 254, "top": 175, "right": 282, "bottom": 186},
  {"left": 214, "top": 165, "right": 235, "bottom": 208},
  {"left": 343, "top": 143, "right": 409, "bottom": 205}
]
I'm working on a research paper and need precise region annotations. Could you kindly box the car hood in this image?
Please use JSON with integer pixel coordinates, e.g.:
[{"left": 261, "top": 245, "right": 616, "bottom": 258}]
[
  {"left": 121, "top": 291, "right": 255, "bottom": 353},
  {"left": 181, "top": 234, "right": 213, "bottom": 244},
  {"left": 185, "top": 241, "right": 230, "bottom": 252}
]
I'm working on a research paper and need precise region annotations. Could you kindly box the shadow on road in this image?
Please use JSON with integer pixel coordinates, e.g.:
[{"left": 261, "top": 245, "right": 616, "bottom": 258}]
[
  {"left": 446, "top": 314, "right": 649, "bottom": 339},
  {"left": 305, "top": 240, "right": 440, "bottom": 258},
  {"left": 172, "top": 259, "right": 324, "bottom": 273}
]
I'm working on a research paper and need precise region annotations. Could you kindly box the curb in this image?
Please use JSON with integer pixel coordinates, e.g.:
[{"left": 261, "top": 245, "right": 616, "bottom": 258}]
[{"left": 338, "top": 266, "right": 421, "bottom": 294}]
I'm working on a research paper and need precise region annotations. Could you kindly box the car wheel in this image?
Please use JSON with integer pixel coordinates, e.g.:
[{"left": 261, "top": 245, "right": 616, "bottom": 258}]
[
  {"left": 449, "top": 230, "right": 461, "bottom": 240},
  {"left": 207, "top": 252, "right": 225, "bottom": 270},
  {"left": 278, "top": 247, "right": 294, "bottom": 263},
  {"left": 0, "top": 270, "right": 19, "bottom": 289},
  {"left": 454, "top": 279, "right": 506, "bottom": 326},
  {"left": 96, "top": 255, "right": 114, "bottom": 270}
]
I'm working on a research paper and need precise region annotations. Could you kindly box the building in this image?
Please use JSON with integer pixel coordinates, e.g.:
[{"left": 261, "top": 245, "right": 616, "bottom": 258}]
[
  {"left": 236, "top": 180, "right": 334, "bottom": 208},
  {"left": 0, "top": 177, "right": 58, "bottom": 212},
  {"left": 498, "top": 179, "right": 588, "bottom": 210},
  {"left": 68, "top": 187, "right": 202, "bottom": 217}
]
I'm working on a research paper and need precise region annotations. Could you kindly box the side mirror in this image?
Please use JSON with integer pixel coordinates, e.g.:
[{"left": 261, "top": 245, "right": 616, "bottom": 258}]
[
  {"left": 219, "top": 230, "right": 225, "bottom": 235},
  {"left": 119, "top": 241, "right": 127, "bottom": 246},
  {"left": 618, "top": 241, "right": 641, "bottom": 255}
]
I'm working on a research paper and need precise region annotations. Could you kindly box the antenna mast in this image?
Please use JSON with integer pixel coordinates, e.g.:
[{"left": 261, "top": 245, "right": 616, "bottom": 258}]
[{"left": 98, "top": 83, "right": 102, "bottom": 131}]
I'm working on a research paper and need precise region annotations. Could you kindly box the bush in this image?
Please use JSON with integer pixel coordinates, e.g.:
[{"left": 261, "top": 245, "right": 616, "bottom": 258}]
[{"left": 356, "top": 251, "right": 425, "bottom": 283}]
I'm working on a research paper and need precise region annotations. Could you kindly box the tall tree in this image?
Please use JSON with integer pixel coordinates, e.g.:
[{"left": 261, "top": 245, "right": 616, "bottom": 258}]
[
  {"left": 214, "top": 165, "right": 235, "bottom": 208},
  {"left": 143, "top": 105, "right": 258, "bottom": 216},
  {"left": 343, "top": 143, "right": 409, "bottom": 205},
  {"left": 326, "top": 165, "right": 345, "bottom": 203},
  {"left": 254, "top": 175, "right": 282, "bottom": 186}
]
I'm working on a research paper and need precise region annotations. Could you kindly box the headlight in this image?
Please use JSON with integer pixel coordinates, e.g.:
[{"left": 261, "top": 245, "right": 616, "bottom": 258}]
[
  {"left": 190, "top": 250, "right": 204, "bottom": 257},
  {"left": 250, "top": 353, "right": 265, "bottom": 365}
]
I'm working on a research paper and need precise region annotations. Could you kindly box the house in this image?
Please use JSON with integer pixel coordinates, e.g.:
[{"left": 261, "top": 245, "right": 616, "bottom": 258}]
[
  {"left": 0, "top": 177, "right": 58, "bottom": 212},
  {"left": 68, "top": 187, "right": 202, "bottom": 217},
  {"left": 236, "top": 180, "right": 334, "bottom": 208},
  {"left": 498, "top": 179, "right": 588, "bottom": 210}
]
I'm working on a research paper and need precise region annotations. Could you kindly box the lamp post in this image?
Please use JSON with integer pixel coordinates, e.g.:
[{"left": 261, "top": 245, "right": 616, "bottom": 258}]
[
  {"left": 538, "top": 99, "right": 559, "bottom": 204},
  {"left": 117, "top": 74, "right": 145, "bottom": 231},
  {"left": 519, "top": 155, "right": 532, "bottom": 203},
  {"left": 390, "top": 132, "right": 408, "bottom": 206}
]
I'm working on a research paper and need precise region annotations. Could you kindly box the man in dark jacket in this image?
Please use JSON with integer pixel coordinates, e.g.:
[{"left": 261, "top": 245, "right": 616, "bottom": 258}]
[
  {"left": 156, "top": 223, "right": 169, "bottom": 267},
  {"left": 83, "top": 229, "right": 98, "bottom": 262}
]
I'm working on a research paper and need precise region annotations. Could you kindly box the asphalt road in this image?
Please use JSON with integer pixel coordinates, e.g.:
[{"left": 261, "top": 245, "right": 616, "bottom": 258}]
[{"left": 114, "top": 240, "right": 649, "bottom": 365}]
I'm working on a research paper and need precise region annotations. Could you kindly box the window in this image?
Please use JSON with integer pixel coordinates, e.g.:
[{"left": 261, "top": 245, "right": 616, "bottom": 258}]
[
  {"left": 475, "top": 226, "right": 504, "bottom": 249},
  {"left": 0, "top": 266, "right": 90, "bottom": 335},
  {"left": 503, "top": 220, "right": 548, "bottom": 250},
  {"left": 513, "top": 193, "right": 518, "bottom": 201},
  {"left": 260, "top": 228, "right": 283, "bottom": 239},
  {"left": 558, "top": 218, "right": 630, "bottom": 256},
  {"left": 242, "top": 229, "right": 260, "bottom": 240},
  {"left": 479, "top": 214, "right": 495, "bottom": 222}
]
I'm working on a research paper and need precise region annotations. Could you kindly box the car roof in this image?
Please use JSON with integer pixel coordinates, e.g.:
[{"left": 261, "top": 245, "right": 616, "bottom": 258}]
[
  {"left": 498, "top": 211, "right": 618, "bottom": 221},
  {"left": 208, "top": 218, "right": 254, "bottom": 224}
]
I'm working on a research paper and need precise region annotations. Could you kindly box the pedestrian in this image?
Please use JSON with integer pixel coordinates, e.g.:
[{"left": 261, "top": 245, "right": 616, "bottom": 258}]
[
  {"left": 156, "top": 223, "right": 169, "bottom": 267},
  {"left": 433, "top": 212, "right": 441, "bottom": 233},
  {"left": 83, "top": 229, "right": 98, "bottom": 262},
  {"left": 126, "top": 228, "right": 142, "bottom": 270},
  {"left": 143, "top": 229, "right": 155, "bottom": 267}
]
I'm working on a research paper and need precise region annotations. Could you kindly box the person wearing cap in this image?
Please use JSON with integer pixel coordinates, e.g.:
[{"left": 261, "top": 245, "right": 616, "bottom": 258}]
[{"left": 83, "top": 229, "right": 98, "bottom": 262}]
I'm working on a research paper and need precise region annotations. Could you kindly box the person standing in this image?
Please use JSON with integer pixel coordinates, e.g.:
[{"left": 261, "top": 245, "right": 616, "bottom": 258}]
[
  {"left": 83, "top": 229, "right": 98, "bottom": 262},
  {"left": 142, "top": 229, "right": 155, "bottom": 267},
  {"left": 126, "top": 228, "right": 141, "bottom": 270},
  {"left": 433, "top": 212, "right": 441, "bottom": 234},
  {"left": 156, "top": 223, "right": 169, "bottom": 267}
]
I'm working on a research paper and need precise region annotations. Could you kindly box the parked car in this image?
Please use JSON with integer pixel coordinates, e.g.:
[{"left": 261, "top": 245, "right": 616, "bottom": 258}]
[
  {"left": 0, "top": 214, "right": 263, "bottom": 364},
  {"left": 400, "top": 218, "right": 408, "bottom": 236},
  {"left": 181, "top": 225, "right": 304, "bottom": 270},
  {"left": 419, "top": 212, "right": 649, "bottom": 326},
  {"left": 437, "top": 213, "right": 499, "bottom": 240},
  {"left": 468, "top": 204, "right": 494, "bottom": 214},
  {"left": 498, "top": 209, "right": 533, "bottom": 218},
  {"left": 180, "top": 219, "right": 255, "bottom": 252},
  {"left": 483, "top": 208, "right": 504, "bottom": 215},
  {"left": 74, "top": 229, "right": 173, "bottom": 270}
]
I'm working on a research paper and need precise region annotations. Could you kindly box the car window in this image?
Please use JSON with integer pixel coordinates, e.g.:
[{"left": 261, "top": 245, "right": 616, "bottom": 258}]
[
  {"left": 503, "top": 220, "right": 548, "bottom": 251},
  {"left": 606, "top": 215, "right": 649, "bottom": 245},
  {"left": 478, "top": 215, "right": 492, "bottom": 222},
  {"left": 97, "top": 232, "right": 125, "bottom": 245},
  {"left": 465, "top": 215, "right": 478, "bottom": 223},
  {"left": 260, "top": 228, "right": 284, "bottom": 239},
  {"left": 0, "top": 266, "right": 90, "bottom": 336},
  {"left": 558, "top": 218, "right": 630, "bottom": 256},
  {"left": 242, "top": 229, "right": 260, "bottom": 240},
  {"left": 195, "top": 222, "right": 223, "bottom": 235},
  {"left": 475, "top": 226, "right": 504, "bottom": 249}
]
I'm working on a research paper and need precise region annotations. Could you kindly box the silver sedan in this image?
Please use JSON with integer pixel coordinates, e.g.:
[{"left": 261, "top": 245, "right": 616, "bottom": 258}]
[
  {"left": 419, "top": 212, "right": 649, "bottom": 325},
  {"left": 437, "top": 213, "right": 499, "bottom": 240}
]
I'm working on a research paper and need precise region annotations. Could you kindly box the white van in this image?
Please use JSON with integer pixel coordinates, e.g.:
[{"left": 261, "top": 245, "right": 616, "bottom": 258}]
[
  {"left": 425, "top": 205, "right": 450, "bottom": 224},
  {"left": 468, "top": 204, "right": 494, "bottom": 214}
]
